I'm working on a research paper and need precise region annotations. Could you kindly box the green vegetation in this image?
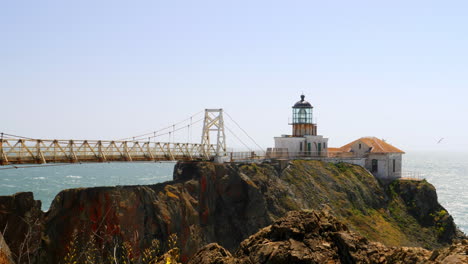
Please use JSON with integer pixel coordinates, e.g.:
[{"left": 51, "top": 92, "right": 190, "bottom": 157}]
[{"left": 238, "top": 160, "right": 454, "bottom": 249}]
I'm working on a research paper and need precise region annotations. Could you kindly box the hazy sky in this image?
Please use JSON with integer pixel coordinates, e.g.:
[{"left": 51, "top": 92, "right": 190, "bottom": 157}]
[{"left": 1, "top": 0, "right": 467, "bottom": 152}]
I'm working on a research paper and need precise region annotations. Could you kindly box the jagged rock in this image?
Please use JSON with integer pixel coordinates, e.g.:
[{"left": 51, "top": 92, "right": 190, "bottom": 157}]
[
  {"left": 429, "top": 239, "right": 468, "bottom": 263},
  {"left": 234, "top": 210, "right": 430, "bottom": 263},
  {"left": 0, "top": 192, "right": 44, "bottom": 264},
  {"left": 190, "top": 210, "right": 466, "bottom": 264},
  {"left": 188, "top": 243, "right": 240, "bottom": 264}
]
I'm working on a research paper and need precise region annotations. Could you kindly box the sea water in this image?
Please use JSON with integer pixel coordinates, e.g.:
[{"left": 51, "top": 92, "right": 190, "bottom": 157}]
[
  {"left": 0, "top": 162, "right": 176, "bottom": 212},
  {"left": 0, "top": 153, "right": 466, "bottom": 234},
  {"left": 404, "top": 152, "right": 468, "bottom": 234}
]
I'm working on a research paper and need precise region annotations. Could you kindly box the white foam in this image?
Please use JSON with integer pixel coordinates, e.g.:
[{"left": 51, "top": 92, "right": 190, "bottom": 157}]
[{"left": 65, "top": 175, "right": 82, "bottom": 179}]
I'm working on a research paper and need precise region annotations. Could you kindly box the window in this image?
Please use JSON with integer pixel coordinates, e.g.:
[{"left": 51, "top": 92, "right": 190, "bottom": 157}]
[
  {"left": 307, "top": 143, "right": 311, "bottom": 153},
  {"left": 300, "top": 142, "right": 303, "bottom": 151},
  {"left": 393, "top": 159, "right": 396, "bottom": 172},
  {"left": 371, "top": 159, "right": 378, "bottom": 173},
  {"left": 318, "top": 143, "right": 322, "bottom": 154},
  {"left": 359, "top": 143, "right": 362, "bottom": 149},
  {"left": 324, "top": 143, "right": 326, "bottom": 149},
  {"left": 298, "top": 109, "right": 307, "bottom": 123},
  {"left": 293, "top": 108, "right": 312, "bottom": 124}
]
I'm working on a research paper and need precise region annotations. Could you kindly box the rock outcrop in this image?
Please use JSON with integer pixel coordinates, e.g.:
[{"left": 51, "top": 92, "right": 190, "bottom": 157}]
[
  {"left": 0, "top": 192, "right": 44, "bottom": 264},
  {"left": 189, "top": 210, "right": 468, "bottom": 264},
  {"left": 0, "top": 160, "right": 464, "bottom": 263},
  {"left": 389, "top": 179, "right": 460, "bottom": 243}
]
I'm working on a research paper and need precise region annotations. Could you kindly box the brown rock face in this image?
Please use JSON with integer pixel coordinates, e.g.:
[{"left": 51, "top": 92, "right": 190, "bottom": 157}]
[
  {"left": 42, "top": 162, "right": 276, "bottom": 263},
  {"left": 0, "top": 192, "right": 44, "bottom": 264},
  {"left": 429, "top": 239, "right": 468, "bottom": 264},
  {"left": 234, "top": 210, "right": 431, "bottom": 264},
  {"left": 189, "top": 210, "right": 467, "bottom": 264},
  {"left": 188, "top": 243, "right": 239, "bottom": 264}
]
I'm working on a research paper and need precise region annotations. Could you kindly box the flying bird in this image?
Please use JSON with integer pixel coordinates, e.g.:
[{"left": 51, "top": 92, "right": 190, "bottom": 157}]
[{"left": 437, "top": 138, "right": 444, "bottom": 144}]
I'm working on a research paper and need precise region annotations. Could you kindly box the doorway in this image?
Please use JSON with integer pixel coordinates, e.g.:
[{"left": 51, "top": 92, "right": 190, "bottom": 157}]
[{"left": 371, "top": 159, "right": 378, "bottom": 173}]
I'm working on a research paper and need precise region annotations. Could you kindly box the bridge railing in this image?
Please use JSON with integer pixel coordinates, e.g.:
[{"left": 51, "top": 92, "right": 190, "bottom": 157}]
[
  {"left": 265, "top": 149, "right": 331, "bottom": 159},
  {"left": 226, "top": 150, "right": 352, "bottom": 162},
  {"left": 228, "top": 151, "right": 266, "bottom": 162},
  {"left": 0, "top": 138, "right": 217, "bottom": 165}
]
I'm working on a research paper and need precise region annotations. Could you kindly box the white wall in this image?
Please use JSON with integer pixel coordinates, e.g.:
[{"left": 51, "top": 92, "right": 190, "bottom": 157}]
[
  {"left": 304, "top": 135, "right": 329, "bottom": 157},
  {"left": 274, "top": 135, "right": 329, "bottom": 157},
  {"left": 387, "top": 153, "right": 403, "bottom": 179},
  {"left": 366, "top": 153, "right": 402, "bottom": 180},
  {"left": 274, "top": 137, "right": 305, "bottom": 156},
  {"left": 349, "top": 140, "right": 371, "bottom": 157}
]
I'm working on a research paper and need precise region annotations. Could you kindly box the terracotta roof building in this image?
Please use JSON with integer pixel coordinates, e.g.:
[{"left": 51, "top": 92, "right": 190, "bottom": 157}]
[{"left": 330, "top": 137, "right": 404, "bottom": 180}]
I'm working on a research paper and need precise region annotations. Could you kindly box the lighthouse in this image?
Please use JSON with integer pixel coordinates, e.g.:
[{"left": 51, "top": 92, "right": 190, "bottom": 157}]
[
  {"left": 270, "top": 94, "right": 329, "bottom": 158},
  {"left": 291, "top": 94, "right": 317, "bottom": 137}
]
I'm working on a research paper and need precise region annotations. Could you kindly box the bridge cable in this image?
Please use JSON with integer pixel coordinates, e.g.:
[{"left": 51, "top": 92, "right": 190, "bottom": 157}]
[
  {"left": 224, "top": 112, "right": 265, "bottom": 153},
  {"left": 0, "top": 163, "right": 79, "bottom": 170},
  {"left": 1, "top": 110, "right": 205, "bottom": 142},
  {"left": 0, "top": 133, "right": 37, "bottom": 140},
  {"left": 118, "top": 110, "right": 204, "bottom": 141},
  {"left": 142, "top": 117, "right": 204, "bottom": 141},
  {"left": 224, "top": 124, "right": 252, "bottom": 152}
]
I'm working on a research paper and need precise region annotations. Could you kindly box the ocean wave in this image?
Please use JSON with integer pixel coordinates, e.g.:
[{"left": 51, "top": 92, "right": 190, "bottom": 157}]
[
  {"left": 66, "top": 175, "right": 82, "bottom": 179},
  {"left": 33, "top": 177, "right": 45, "bottom": 180},
  {"left": 139, "top": 176, "right": 170, "bottom": 181}
]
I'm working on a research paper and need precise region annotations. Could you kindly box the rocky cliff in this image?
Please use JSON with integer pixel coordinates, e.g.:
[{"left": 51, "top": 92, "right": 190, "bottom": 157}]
[{"left": 0, "top": 160, "right": 464, "bottom": 263}]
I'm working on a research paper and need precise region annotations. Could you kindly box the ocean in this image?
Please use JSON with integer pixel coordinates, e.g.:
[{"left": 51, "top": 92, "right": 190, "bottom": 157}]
[
  {"left": 404, "top": 152, "right": 468, "bottom": 234},
  {"left": 0, "top": 152, "right": 466, "bottom": 234}
]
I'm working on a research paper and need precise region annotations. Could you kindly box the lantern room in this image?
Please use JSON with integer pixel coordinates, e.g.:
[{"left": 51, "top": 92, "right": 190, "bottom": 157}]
[{"left": 291, "top": 95, "right": 317, "bottom": 137}]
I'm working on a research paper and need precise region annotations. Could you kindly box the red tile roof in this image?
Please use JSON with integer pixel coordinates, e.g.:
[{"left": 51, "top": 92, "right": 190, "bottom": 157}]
[
  {"left": 327, "top": 147, "right": 342, "bottom": 152},
  {"left": 339, "top": 137, "right": 405, "bottom": 154}
]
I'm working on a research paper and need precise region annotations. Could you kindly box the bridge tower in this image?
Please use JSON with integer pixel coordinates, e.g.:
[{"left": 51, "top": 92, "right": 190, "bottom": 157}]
[{"left": 201, "top": 109, "right": 227, "bottom": 162}]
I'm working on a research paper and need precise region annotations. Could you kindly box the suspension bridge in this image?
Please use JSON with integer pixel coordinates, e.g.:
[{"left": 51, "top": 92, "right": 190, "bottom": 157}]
[{"left": 0, "top": 109, "right": 264, "bottom": 166}]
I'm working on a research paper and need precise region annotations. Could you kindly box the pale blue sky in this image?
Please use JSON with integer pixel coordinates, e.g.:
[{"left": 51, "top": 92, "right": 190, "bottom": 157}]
[{"left": 1, "top": 0, "right": 467, "bottom": 151}]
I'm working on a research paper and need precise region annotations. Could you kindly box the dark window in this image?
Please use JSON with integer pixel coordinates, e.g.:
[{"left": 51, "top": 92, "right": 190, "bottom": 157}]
[
  {"left": 307, "top": 143, "right": 311, "bottom": 153},
  {"left": 371, "top": 159, "right": 378, "bottom": 173},
  {"left": 359, "top": 143, "right": 362, "bottom": 149},
  {"left": 318, "top": 143, "right": 322, "bottom": 153},
  {"left": 324, "top": 143, "right": 327, "bottom": 148},
  {"left": 393, "top": 159, "right": 396, "bottom": 172},
  {"left": 300, "top": 142, "right": 303, "bottom": 151}
]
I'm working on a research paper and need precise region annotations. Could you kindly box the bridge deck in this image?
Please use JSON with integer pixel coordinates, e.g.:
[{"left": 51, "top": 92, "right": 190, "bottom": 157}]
[{"left": 0, "top": 139, "right": 217, "bottom": 165}]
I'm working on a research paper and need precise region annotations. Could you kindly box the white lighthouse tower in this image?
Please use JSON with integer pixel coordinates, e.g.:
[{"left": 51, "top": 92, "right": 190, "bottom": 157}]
[{"left": 272, "top": 94, "right": 329, "bottom": 158}]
